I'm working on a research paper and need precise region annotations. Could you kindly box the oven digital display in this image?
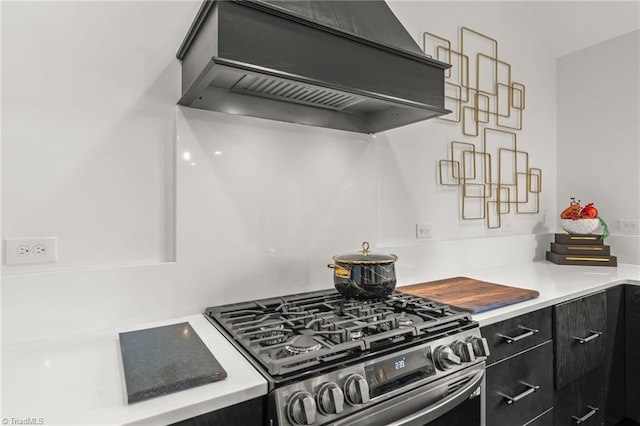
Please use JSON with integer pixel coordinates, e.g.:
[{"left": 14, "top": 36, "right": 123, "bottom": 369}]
[{"left": 364, "top": 347, "right": 435, "bottom": 397}]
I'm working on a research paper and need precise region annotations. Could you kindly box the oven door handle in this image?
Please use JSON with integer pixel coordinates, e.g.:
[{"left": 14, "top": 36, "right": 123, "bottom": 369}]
[
  {"left": 387, "top": 368, "right": 484, "bottom": 426},
  {"left": 328, "top": 366, "right": 485, "bottom": 426}
]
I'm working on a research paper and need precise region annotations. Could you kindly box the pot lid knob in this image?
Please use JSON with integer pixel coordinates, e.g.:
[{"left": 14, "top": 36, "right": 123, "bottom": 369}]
[{"left": 361, "top": 242, "right": 370, "bottom": 255}]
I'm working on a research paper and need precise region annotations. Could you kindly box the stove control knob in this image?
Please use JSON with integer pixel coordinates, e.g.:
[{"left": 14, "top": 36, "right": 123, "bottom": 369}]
[
  {"left": 344, "top": 374, "right": 370, "bottom": 405},
  {"left": 287, "top": 391, "right": 317, "bottom": 425},
  {"left": 317, "top": 382, "right": 345, "bottom": 415},
  {"left": 466, "top": 336, "right": 491, "bottom": 358},
  {"left": 452, "top": 340, "right": 476, "bottom": 363},
  {"left": 433, "top": 345, "right": 461, "bottom": 370}
]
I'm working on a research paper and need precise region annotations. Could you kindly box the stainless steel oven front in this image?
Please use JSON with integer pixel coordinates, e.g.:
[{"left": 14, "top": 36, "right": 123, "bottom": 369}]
[
  {"left": 269, "top": 331, "right": 486, "bottom": 426},
  {"left": 327, "top": 362, "right": 485, "bottom": 426}
]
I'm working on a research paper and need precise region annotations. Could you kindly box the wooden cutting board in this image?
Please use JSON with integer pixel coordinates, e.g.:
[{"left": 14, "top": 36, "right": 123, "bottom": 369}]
[{"left": 399, "top": 276, "right": 539, "bottom": 314}]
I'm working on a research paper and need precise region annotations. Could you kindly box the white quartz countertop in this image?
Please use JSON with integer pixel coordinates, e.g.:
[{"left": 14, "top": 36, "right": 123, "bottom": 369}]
[
  {"left": 422, "top": 262, "right": 639, "bottom": 326},
  {"left": 0, "top": 315, "right": 267, "bottom": 426},
  {"left": 2, "top": 261, "right": 639, "bottom": 425}
]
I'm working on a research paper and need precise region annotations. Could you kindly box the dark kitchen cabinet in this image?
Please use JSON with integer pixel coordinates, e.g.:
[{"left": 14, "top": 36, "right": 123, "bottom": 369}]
[
  {"left": 553, "top": 291, "right": 606, "bottom": 390},
  {"left": 482, "top": 308, "right": 554, "bottom": 426},
  {"left": 482, "top": 307, "right": 552, "bottom": 366},
  {"left": 554, "top": 367, "right": 605, "bottom": 426},
  {"left": 482, "top": 284, "right": 639, "bottom": 426},
  {"left": 171, "top": 397, "right": 264, "bottom": 426},
  {"left": 485, "top": 341, "right": 554, "bottom": 426},
  {"left": 603, "top": 285, "right": 626, "bottom": 425},
  {"left": 626, "top": 285, "right": 640, "bottom": 423}
]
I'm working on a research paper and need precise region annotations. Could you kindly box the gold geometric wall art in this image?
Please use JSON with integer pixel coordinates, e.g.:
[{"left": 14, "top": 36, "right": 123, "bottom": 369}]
[{"left": 425, "top": 27, "right": 542, "bottom": 229}]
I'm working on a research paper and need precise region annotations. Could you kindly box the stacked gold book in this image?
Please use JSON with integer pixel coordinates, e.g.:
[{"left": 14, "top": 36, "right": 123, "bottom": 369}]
[{"left": 546, "top": 234, "right": 617, "bottom": 267}]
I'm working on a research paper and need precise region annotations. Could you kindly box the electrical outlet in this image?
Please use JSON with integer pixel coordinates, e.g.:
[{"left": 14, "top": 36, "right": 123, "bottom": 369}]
[
  {"left": 416, "top": 223, "right": 433, "bottom": 238},
  {"left": 4, "top": 237, "right": 57, "bottom": 265},
  {"left": 33, "top": 244, "right": 48, "bottom": 256},
  {"left": 618, "top": 219, "right": 640, "bottom": 235}
]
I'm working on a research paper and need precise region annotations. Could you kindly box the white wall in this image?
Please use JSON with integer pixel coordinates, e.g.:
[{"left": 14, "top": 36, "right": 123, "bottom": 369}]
[
  {"left": 1, "top": 1, "right": 200, "bottom": 271},
  {"left": 172, "top": 1, "right": 558, "bottom": 312},
  {"left": 2, "top": 1, "right": 610, "bottom": 344},
  {"left": 557, "top": 30, "right": 640, "bottom": 264},
  {"left": 1, "top": 1, "right": 199, "bottom": 344},
  {"left": 382, "top": 1, "right": 556, "bottom": 243}
]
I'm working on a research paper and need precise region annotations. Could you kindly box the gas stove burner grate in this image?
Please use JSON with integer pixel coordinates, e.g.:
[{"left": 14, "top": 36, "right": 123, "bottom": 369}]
[
  {"left": 205, "top": 289, "right": 475, "bottom": 377},
  {"left": 391, "top": 312, "right": 423, "bottom": 327}
]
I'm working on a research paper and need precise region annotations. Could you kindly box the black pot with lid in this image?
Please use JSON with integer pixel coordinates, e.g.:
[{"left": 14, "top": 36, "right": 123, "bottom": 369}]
[{"left": 328, "top": 242, "right": 398, "bottom": 299}]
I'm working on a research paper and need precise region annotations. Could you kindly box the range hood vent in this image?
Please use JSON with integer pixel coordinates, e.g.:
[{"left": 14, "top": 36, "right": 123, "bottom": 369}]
[
  {"left": 233, "top": 75, "right": 364, "bottom": 111},
  {"left": 176, "top": 0, "right": 451, "bottom": 134}
]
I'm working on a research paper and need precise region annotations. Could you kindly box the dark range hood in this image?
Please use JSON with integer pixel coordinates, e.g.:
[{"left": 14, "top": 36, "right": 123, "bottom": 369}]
[{"left": 176, "top": 0, "right": 451, "bottom": 134}]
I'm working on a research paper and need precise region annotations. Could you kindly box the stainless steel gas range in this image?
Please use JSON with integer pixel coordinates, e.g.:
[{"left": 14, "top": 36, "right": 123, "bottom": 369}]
[{"left": 205, "top": 289, "right": 490, "bottom": 426}]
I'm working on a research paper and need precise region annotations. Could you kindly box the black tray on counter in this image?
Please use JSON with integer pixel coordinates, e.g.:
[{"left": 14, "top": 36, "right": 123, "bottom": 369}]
[{"left": 119, "top": 322, "right": 227, "bottom": 403}]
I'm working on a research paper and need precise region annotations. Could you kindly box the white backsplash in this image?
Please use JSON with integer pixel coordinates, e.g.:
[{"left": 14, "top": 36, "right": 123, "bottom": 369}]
[
  {"left": 378, "top": 233, "right": 554, "bottom": 286},
  {"left": 174, "top": 107, "right": 378, "bottom": 309},
  {"left": 172, "top": 106, "right": 556, "bottom": 315},
  {"left": 1, "top": 263, "right": 178, "bottom": 345}
]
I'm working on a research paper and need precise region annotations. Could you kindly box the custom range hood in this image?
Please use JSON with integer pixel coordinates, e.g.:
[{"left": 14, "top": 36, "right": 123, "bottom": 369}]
[{"left": 176, "top": 0, "right": 451, "bottom": 134}]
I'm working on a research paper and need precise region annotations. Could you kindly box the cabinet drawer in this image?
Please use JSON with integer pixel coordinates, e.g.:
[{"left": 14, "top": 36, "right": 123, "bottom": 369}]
[
  {"left": 486, "top": 341, "right": 554, "bottom": 426},
  {"left": 482, "top": 307, "right": 552, "bottom": 365},
  {"left": 524, "top": 409, "right": 553, "bottom": 425},
  {"left": 172, "top": 396, "right": 264, "bottom": 426},
  {"left": 554, "top": 291, "right": 606, "bottom": 389},
  {"left": 554, "top": 367, "right": 604, "bottom": 426}
]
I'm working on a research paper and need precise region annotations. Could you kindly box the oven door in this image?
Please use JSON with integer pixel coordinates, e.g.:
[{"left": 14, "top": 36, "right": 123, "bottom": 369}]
[{"left": 332, "top": 363, "right": 485, "bottom": 426}]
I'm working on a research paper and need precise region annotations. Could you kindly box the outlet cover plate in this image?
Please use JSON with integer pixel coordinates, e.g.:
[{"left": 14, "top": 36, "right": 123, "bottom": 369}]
[
  {"left": 4, "top": 237, "right": 57, "bottom": 265},
  {"left": 416, "top": 223, "right": 433, "bottom": 238},
  {"left": 618, "top": 219, "right": 640, "bottom": 235}
]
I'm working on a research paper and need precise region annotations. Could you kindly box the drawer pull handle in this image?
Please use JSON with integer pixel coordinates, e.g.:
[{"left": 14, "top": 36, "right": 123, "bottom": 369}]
[
  {"left": 572, "top": 405, "right": 599, "bottom": 424},
  {"left": 573, "top": 330, "right": 602, "bottom": 344},
  {"left": 497, "top": 381, "right": 539, "bottom": 405},
  {"left": 496, "top": 326, "right": 539, "bottom": 344}
]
